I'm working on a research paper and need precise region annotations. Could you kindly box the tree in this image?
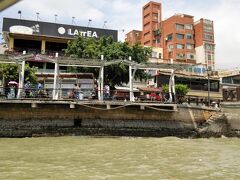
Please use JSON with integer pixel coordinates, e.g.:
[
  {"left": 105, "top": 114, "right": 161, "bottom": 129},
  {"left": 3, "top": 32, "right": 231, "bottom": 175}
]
[
  {"left": 65, "top": 36, "right": 152, "bottom": 87},
  {"left": 162, "top": 84, "right": 189, "bottom": 103},
  {"left": 0, "top": 63, "right": 37, "bottom": 85},
  {"left": 162, "top": 84, "right": 189, "bottom": 96}
]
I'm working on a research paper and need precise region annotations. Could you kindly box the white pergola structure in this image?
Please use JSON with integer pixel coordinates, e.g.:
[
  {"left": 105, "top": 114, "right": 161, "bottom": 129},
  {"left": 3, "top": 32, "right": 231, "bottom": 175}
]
[{"left": 0, "top": 53, "right": 190, "bottom": 102}]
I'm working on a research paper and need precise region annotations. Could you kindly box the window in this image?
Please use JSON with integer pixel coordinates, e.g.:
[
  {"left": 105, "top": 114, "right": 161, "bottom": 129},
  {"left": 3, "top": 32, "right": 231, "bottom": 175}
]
[
  {"left": 144, "top": 40, "right": 150, "bottom": 45},
  {"left": 208, "top": 54, "right": 212, "bottom": 60},
  {"left": 144, "top": 22, "right": 150, "bottom": 27},
  {"left": 204, "top": 25, "right": 213, "bottom": 32},
  {"left": 152, "top": 52, "right": 158, "bottom": 58},
  {"left": 159, "top": 53, "right": 162, "bottom": 59},
  {"left": 205, "top": 44, "right": 214, "bottom": 51},
  {"left": 176, "top": 33, "right": 184, "bottom": 39},
  {"left": 153, "top": 13, "right": 158, "bottom": 20},
  {"left": 144, "top": 31, "right": 150, "bottom": 36},
  {"left": 204, "top": 19, "right": 213, "bottom": 25},
  {"left": 176, "top": 44, "right": 184, "bottom": 49},
  {"left": 186, "top": 34, "right": 193, "bottom": 39},
  {"left": 204, "top": 34, "right": 214, "bottom": 40},
  {"left": 186, "top": 44, "right": 193, "bottom": 50},
  {"left": 185, "top": 24, "right": 193, "bottom": 30},
  {"left": 144, "top": 13, "right": 150, "bottom": 19},
  {"left": 167, "top": 34, "right": 173, "bottom": 41},
  {"left": 176, "top": 23, "right": 184, "bottom": 30},
  {"left": 176, "top": 53, "right": 185, "bottom": 59},
  {"left": 168, "top": 44, "right": 173, "bottom": 51},
  {"left": 143, "top": 4, "right": 150, "bottom": 10},
  {"left": 187, "top": 53, "right": 195, "bottom": 59}
]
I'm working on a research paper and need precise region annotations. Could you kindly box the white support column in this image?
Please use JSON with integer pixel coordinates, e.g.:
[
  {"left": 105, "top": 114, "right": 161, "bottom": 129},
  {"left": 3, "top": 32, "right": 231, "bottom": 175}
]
[
  {"left": 97, "top": 74, "right": 101, "bottom": 100},
  {"left": 172, "top": 69, "right": 176, "bottom": 103},
  {"left": 53, "top": 53, "right": 59, "bottom": 100},
  {"left": 168, "top": 75, "right": 172, "bottom": 103},
  {"left": 129, "top": 56, "right": 134, "bottom": 102},
  {"left": 168, "top": 69, "right": 175, "bottom": 103},
  {"left": 98, "top": 55, "right": 104, "bottom": 101},
  {"left": 17, "top": 51, "right": 26, "bottom": 99}
]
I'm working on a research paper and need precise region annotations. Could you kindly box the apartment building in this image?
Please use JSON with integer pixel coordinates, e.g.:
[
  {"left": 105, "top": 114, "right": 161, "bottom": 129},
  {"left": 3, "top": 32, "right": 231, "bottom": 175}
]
[
  {"left": 162, "top": 13, "right": 195, "bottom": 64},
  {"left": 194, "top": 18, "right": 215, "bottom": 70},
  {"left": 125, "top": 1, "right": 215, "bottom": 70},
  {"left": 125, "top": 30, "right": 142, "bottom": 46},
  {"left": 141, "top": 1, "right": 162, "bottom": 47}
]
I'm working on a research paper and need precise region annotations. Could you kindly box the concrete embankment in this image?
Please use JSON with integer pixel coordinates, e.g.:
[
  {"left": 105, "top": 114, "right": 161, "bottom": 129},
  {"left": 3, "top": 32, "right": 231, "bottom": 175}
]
[
  {"left": 221, "top": 102, "right": 240, "bottom": 132},
  {"left": 0, "top": 100, "right": 226, "bottom": 137}
]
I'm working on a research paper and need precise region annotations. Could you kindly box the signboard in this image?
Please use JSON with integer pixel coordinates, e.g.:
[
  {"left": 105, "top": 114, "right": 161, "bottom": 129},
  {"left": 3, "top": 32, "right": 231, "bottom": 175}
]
[{"left": 2, "top": 18, "right": 118, "bottom": 41}]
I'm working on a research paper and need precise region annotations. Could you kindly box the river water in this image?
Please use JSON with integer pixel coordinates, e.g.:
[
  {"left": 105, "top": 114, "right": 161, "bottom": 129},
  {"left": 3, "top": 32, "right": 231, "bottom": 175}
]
[{"left": 0, "top": 137, "right": 240, "bottom": 179}]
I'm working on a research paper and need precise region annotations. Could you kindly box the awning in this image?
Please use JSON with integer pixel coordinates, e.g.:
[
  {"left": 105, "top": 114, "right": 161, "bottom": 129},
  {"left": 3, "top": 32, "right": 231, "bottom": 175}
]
[
  {"left": 138, "top": 87, "right": 162, "bottom": 92},
  {"left": 187, "top": 90, "right": 223, "bottom": 99}
]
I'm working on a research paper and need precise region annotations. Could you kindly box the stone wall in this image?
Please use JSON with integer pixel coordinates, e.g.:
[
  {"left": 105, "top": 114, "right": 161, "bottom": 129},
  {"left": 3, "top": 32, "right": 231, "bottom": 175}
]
[
  {"left": 0, "top": 101, "right": 216, "bottom": 137},
  {"left": 221, "top": 102, "right": 240, "bottom": 130}
]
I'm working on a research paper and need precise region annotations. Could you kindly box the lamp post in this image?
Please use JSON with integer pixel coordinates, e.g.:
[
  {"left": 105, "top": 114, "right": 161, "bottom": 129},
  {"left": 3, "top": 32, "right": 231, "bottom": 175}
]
[
  {"left": 87, "top": 19, "right": 92, "bottom": 27},
  {"left": 54, "top": 14, "right": 58, "bottom": 23},
  {"left": 18, "top": 10, "right": 21, "bottom": 19},
  {"left": 206, "top": 67, "right": 211, "bottom": 106},
  {"left": 36, "top": 12, "right": 40, "bottom": 21},
  {"left": 72, "top": 16, "right": 75, "bottom": 25},
  {"left": 103, "top": 21, "right": 107, "bottom": 29}
]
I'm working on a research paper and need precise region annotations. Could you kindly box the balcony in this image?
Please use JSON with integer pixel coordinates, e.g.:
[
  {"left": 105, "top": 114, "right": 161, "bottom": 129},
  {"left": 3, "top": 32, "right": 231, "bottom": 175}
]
[{"left": 153, "top": 28, "right": 161, "bottom": 36}]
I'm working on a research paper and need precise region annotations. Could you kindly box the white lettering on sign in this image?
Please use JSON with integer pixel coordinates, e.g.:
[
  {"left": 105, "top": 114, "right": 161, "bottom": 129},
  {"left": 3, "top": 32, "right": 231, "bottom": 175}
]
[
  {"left": 58, "top": 27, "right": 98, "bottom": 38},
  {"left": 31, "top": 24, "right": 40, "bottom": 33}
]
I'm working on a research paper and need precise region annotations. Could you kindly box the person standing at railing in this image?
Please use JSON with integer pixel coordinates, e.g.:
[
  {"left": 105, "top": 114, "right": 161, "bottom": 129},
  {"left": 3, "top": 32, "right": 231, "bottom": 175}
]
[
  {"left": 37, "top": 82, "right": 43, "bottom": 98},
  {"left": 74, "top": 83, "right": 80, "bottom": 99},
  {"left": 24, "top": 81, "right": 31, "bottom": 98},
  {"left": 104, "top": 85, "right": 110, "bottom": 99},
  {"left": 37, "top": 82, "right": 42, "bottom": 89}
]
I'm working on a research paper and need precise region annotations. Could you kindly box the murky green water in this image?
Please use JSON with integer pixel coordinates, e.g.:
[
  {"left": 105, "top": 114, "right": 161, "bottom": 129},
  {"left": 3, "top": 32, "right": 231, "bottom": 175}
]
[{"left": 0, "top": 137, "right": 240, "bottom": 179}]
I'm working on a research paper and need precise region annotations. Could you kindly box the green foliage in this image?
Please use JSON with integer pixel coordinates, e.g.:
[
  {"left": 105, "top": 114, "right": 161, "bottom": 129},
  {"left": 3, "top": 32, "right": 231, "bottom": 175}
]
[
  {"left": 175, "top": 84, "right": 189, "bottom": 96},
  {"left": 0, "top": 63, "right": 18, "bottom": 82},
  {"left": 162, "top": 84, "right": 189, "bottom": 96},
  {"left": 162, "top": 84, "right": 169, "bottom": 93},
  {"left": 65, "top": 36, "right": 152, "bottom": 87},
  {"left": 24, "top": 64, "right": 38, "bottom": 83},
  {"left": 0, "top": 63, "right": 37, "bottom": 84}
]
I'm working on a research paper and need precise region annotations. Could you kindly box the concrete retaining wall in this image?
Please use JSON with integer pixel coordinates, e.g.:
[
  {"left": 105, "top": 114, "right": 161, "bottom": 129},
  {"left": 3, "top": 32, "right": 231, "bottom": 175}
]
[
  {"left": 0, "top": 101, "right": 216, "bottom": 137},
  {"left": 221, "top": 102, "right": 240, "bottom": 130}
]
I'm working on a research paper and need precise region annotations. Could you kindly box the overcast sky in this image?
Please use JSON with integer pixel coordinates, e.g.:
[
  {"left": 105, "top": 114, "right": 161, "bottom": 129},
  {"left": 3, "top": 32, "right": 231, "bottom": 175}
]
[{"left": 0, "top": 0, "right": 240, "bottom": 70}]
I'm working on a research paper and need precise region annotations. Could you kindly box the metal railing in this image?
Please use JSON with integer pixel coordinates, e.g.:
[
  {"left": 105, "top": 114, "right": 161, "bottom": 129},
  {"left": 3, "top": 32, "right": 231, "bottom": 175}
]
[{"left": 0, "top": 87, "right": 222, "bottom": 108}]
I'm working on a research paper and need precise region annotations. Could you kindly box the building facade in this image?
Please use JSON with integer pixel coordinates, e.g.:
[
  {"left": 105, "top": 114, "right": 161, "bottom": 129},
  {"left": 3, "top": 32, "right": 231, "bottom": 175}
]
[
  {"left": 124, "top": 30, "right": 142, "bottom": 46},
  {"left": 2, "top": 17, "right": 118, "bottom": 55},
  {"left": 194, "top": 18, "right": 215, "bottom": 70},
  {"left": 161, "top": 13, "right": 195, "bottom": 64},
  {"left": 125, "top": 1, "right": 215, "bottom": 70},
  {"left": 141, "top": 1, "right": 162, "bottom": 47}
]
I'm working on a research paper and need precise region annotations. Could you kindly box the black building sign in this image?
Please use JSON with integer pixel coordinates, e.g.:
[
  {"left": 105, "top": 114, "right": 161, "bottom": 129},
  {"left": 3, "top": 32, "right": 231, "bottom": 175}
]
[{"left": 2, "top": 18, "right": 118, "bottom": 41}]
